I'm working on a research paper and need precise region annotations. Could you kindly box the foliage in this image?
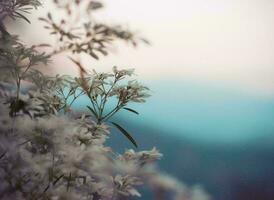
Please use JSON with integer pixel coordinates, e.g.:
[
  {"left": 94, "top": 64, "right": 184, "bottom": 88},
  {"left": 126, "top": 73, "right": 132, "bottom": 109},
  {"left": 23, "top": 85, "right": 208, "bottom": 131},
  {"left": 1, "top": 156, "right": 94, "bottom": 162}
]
[{"left": 0, "top": 0, "right": 210, "bottom": 199}]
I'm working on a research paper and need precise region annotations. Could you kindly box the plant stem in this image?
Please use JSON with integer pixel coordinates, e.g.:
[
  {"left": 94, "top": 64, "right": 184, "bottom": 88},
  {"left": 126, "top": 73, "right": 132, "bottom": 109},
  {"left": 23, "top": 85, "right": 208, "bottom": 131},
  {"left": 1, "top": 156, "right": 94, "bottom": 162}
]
[{"left": 16, "top": 78, "right": 21, "bottom": 102}]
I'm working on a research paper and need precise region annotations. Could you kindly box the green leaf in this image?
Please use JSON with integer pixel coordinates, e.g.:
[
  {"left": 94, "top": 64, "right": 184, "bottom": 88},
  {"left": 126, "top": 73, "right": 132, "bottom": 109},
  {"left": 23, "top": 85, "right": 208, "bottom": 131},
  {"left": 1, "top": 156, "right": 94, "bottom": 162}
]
[
  {"left": 14, "top": 11, "right": 31, "bottom": 24},
  {"left": 123, "top": 107, "right": 139, "bottom": 115},
  {"left": 14, "top": 12, "right": 30, "bottom": 24},
  {"left": 86, "top": 106, "right": 98, "bottom": 118},
  {"left": 111, "top": 122, "right": 138, "bottom": 148}
]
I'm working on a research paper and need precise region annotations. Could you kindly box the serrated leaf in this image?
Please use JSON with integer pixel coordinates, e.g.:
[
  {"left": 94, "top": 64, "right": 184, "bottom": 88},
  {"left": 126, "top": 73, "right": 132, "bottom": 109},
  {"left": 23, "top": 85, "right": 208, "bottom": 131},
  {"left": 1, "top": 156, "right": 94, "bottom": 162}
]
[
  {"left": 111, "top": 122, "right": 138, "bottom": 148},
  {"left": 123, "top": 107, "right": 139, "bottom": 115}
]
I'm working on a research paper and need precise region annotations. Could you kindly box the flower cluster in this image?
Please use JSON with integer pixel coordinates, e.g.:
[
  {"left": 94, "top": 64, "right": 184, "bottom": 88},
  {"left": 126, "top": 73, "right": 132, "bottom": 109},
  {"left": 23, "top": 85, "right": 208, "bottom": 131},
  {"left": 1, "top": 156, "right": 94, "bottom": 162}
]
[
  {"left": 111, "top": 80, "right": 150, "bottom": 104},
  {"left": 0, "top": 106, "right": 210, "bottom": 200}
]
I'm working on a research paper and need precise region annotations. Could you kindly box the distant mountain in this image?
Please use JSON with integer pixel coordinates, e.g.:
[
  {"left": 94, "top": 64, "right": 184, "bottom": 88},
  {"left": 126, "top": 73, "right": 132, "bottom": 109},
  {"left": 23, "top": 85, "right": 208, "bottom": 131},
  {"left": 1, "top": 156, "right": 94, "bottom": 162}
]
[
  {"left": 106, "top": 119, "right": 274, "bottom": 200},
  {"left": 74, "top": 80, "right": 274, "bottom": 199}
]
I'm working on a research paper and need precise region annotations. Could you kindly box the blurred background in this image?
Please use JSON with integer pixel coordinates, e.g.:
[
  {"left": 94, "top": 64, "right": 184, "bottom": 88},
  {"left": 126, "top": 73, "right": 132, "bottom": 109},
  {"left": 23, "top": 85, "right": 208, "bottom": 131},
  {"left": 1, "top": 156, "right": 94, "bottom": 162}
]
[{"left": 13, "top": 0, "right": 274, "bottom": 199}]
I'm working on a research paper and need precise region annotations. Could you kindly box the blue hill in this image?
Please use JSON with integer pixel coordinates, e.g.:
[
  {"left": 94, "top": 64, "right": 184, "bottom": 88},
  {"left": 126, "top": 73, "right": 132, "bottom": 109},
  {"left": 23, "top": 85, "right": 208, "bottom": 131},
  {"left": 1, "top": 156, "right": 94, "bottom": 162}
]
[{"left": 74, "top": 80, "right": 274, "bottom": 199}]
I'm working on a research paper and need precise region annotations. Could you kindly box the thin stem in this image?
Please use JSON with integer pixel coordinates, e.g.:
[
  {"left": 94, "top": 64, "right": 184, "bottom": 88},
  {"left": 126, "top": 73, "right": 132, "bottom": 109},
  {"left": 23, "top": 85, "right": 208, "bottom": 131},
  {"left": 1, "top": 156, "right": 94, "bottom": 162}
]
[
  {"left": 69, "top": 90, "right": 84, "bottom": 107},
  {"left": 102, "top": 100, "right": 123, "bottom": 122},
  {"left": 15, "top": 60, "right": 33, "bottom": 102},
  {"left": 86, "top": 92, "right": 99, "bottom": 119},
  {"left": 97, "top": 78, "right": 118, "bottom": 122},
  {"left": 21, "top": 61, "right": 32, "bottom": 77},
  {"left": 16, "top": 78, "right": 21, "bottom": 101},
  {"left": 103, "top": 105, "right": 122, "bottom": 122}
]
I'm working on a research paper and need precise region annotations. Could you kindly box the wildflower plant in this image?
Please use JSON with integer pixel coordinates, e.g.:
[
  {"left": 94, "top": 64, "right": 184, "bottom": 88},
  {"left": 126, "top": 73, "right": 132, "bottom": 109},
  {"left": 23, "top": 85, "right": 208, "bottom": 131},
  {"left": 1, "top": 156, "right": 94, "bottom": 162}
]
[{"left": 0, "top": 0, "right": 210, "bottom": 199}]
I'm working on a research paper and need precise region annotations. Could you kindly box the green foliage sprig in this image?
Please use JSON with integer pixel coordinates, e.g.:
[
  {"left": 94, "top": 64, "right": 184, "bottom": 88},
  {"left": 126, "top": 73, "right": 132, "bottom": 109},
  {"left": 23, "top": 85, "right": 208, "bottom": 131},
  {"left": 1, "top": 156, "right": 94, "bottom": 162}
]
[
  {"left": 34, "top": 0, "right": 151, "bottom": 147},
  {"left": 38, "top": 0, "right": 149, "bottom": 58},
  {"left": 0, "top": 0, "right": 150, "bottom": 146}
]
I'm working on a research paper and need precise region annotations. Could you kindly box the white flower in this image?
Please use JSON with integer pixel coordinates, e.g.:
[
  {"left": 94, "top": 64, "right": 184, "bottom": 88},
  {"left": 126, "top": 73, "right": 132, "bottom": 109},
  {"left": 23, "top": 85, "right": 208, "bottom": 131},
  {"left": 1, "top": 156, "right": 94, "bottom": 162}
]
[
  {"left": 113, "top": 66, "right": 135, "bottom": 80},
  {"left": 112, "top": 175, "right": 142, "bottom": 197},
  {"left": 119, "top": 147, "right": 162, "bottom": 166}
]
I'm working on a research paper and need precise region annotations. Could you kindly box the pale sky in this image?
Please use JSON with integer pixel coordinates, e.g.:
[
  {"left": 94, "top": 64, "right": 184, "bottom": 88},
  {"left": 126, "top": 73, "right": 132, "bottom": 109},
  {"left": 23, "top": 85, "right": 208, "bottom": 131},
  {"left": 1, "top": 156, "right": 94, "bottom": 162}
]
[
  {"left": 16, "top": 0, "right": 274, "bottom": 96},
  {"left": 10, "top": 0, "right": 274, "bottom": 143}
]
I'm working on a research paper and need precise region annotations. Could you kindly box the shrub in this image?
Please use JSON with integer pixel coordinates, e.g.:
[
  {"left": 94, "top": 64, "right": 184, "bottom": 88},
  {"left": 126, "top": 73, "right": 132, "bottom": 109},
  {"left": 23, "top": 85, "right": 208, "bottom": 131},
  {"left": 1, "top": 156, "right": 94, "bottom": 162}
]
[{"left": 0, "top": 1, "right": 210, "bottom": 199}]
